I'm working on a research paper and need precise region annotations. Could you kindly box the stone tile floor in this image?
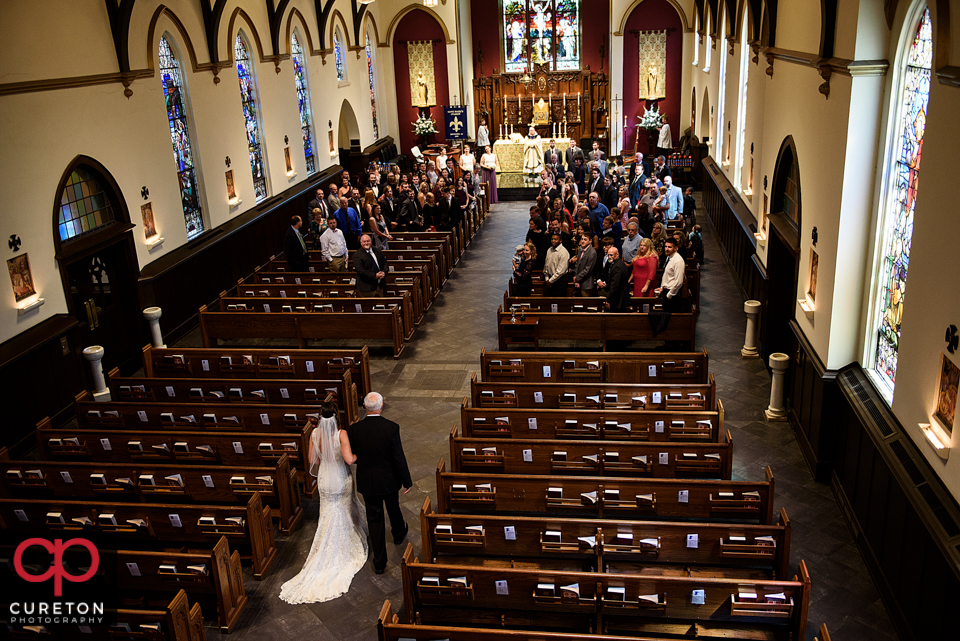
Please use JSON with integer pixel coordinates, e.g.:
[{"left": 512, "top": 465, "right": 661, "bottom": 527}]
[{"left": 178, "top": 198, "right": 899, "bottom": 641}]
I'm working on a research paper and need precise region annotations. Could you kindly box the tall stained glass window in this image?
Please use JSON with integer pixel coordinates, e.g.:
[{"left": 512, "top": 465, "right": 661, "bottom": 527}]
[
  {"left": 733, "top": 11, "right": 749, "bottom": 191},
  {"left": 159, "top": 36, "right": 204, "bottom": 239},
  {"left": 235, "top": 33, "right": 268, "bottom": 202},
  {"left": 870, "top": 8, "right": 932, "bottom": 393},
  {"left": 58, "top": 169, "right": 115, "bottom": 241},
  {"left": 366, "top": 33, "right": 379, "bottom": 140},
  {"left": 503, "top": 1, "right": 579, "bottom": 73},
  {"left": 334, "top": 28, "right": 346, "bottom": 81},
  {"left": 291, "top": 32, "right": 316, "bottom": 174}
]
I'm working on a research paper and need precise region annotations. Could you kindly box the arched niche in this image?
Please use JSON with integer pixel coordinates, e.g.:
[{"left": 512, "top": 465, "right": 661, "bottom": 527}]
[
  {"left": 392, "top": 9, "right": 450, "bottom": 155},
  {"left": 338, "top": 99, "right": 361, "bottom": 153},
  {"left": 699, "top": 86, "right": 711, "bottom": 141},
  {"left": 771, "top": 135, "right": 801, "bottom": 234}
]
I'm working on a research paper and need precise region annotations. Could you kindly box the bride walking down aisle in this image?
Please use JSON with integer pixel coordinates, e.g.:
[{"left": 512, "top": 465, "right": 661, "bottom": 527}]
[{"left": 279, "top": 402, "right": 368, "bottom": 604}]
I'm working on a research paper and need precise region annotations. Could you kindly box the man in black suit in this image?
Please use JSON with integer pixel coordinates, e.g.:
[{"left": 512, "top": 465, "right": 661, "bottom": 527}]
[
  {"left": 307, "top": 186, "right": 329, "bottom": 221},
  {"left": 543, "top": 139, "right": 561, "bottom": 167},
  {"left": 586, "top": 166, "right": 603, "bottom": 201},
  {"left": 345, "top": 392, "right": 412, "bottom": 574},
  {"left": 284, "top": 215, "right": 309, "bottom": 272},
  {"left": 545, "top": 152, "right": 565, "bottom": 179},
  {"left": 354, "top": 234, "right": 388, "bottom": 297},
  {"left": 438, "top": 186, "right": 462, "bottom": 231},
  {"left": 599, "top": 247, "right": 631, "bottom": 312}
]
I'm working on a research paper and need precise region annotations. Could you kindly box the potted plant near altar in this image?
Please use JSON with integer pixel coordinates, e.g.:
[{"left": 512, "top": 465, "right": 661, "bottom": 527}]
[
  {"left": 413, "top": 115, "right": 439, "bottom": 148},
  {"left": 638, "top": 106, "right": 664, "bottom": 158}
]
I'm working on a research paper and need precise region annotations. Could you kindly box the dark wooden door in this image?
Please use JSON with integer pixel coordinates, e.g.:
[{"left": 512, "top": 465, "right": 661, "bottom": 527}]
[{"left": 762, "top": 217, "right": 799, "bottom": 363}]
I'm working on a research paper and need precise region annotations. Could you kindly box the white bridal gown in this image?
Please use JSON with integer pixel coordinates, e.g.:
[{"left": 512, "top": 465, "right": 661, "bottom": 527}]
[{"left": 279, "top": 418, "right": 369, "bottom": 604}]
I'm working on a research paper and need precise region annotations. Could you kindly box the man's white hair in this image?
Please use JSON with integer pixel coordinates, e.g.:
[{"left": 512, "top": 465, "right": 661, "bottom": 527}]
[{"left": 364, "top": 392, "right": 384, "bottom": 412}]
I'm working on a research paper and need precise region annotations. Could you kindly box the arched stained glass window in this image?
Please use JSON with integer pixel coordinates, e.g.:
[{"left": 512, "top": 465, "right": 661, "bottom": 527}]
[
  {"left": 334, "top": 28, "right": 346, "bottom": 82},
  {"left": 366, "top": 33, "right": 379, "bottom": 140},
  {"left": 870, "top": 7, "right": 932, "bottom": 394},
  {"left": 58, "top": 168, "right": 115, "bottom": 241},
  {"left": 159, "top": 35, "right": 204, "bottom": 239},
  {"left": 291, "top": 32, "right": 316, "bottom": 174},
  {"left": 235, "top": 33, "right": 268, "bottom": 202},
  {"left": 503, "top": 1, "right": 579, "bottom": 73},
  {"left": 733, "top": 11, "right": 749, "bottom": 191}
]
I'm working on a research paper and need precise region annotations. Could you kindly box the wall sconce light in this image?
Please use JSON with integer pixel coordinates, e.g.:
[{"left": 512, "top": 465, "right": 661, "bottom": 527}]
[
  {"left": 8, "top": 235, "right": 21, "bottom": 251},
  {"left": 284, "top": 135, "right": 289, "bottom": 145},
  {"left": 754, "top": 230, "right": 766, "bottom": 246},
  {"left": 225, "top": 156, "right": 231, "bottom": 167},
  {"left": 811, "top": 226, "right": 818, "bottom": 246},
  {"left": 141, "top": 186, "right": 150, "bottom": 200},
  {"left": 763, "top": 175, "right": 768, "bottom": 190},
  {"left": 147, "top": 236, "right": 165, "bottom": 250},
  {"left": 328, "top": 120, "right": 333, "bottom": 129},
  {"left": 750, "top": 142, "right": 754, "bottom": 155},
  {"left": 798, "top": 298, "right": 814, "bottom": 318},
  {"left": 17, "top": 297, "right": 45, "bottom": 316},
  {"left": 946, "top": 325, "right": 958, "bottom": 354},
  {"left": 919, "top": 423, "right": 950, "bottom": 460}
]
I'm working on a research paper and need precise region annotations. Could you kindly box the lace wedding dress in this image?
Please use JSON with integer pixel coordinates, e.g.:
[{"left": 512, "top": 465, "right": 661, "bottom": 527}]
[{"left": 279, "top": 417, "right": 369, "bottom": 604}]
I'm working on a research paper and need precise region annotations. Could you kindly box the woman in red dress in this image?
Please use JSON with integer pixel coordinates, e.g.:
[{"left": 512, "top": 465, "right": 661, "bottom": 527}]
[{"left": 630, "top": 237, "right": 658, "bottom": 298}]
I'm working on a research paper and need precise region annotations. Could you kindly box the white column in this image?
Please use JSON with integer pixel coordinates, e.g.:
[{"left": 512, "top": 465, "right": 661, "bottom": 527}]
[
  {"left": 764, "top": 352, "right": 790, "bottom": 421},
  {"left": 82, "top": 345, "right": 112, "bottom": 402},
  {"left": 741, "top": 300, "right": 761, "bottom": 358},
  {"left": 143, "top": 306, "right": 166, "bottom": 348}
]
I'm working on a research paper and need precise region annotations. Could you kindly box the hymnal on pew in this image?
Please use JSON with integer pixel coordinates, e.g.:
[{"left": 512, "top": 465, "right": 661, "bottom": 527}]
[
  {"left": 604, "top": 489, "right": 620, "bottom": 500},
  {"left": 165, "top": 474, "right": 183, "bottom": 487},
  {"left": 561, "top": 583, "right": 580, "bottom": 602},
  {"left": 606, "top": 586, "right": 625, "bottom": 600},
  {"left": 581, "top": 491, "right": 598, "bottom": 504},
  {"left": 98, "top": 513, "right": 117, "bottom": 526},
  {"left": 46, "top": 512, "right": 64, "bottom": 524},
  {"left": 577, "top": 536, "right": 595, "bottom": 549},
  {"left": 90, "top": 473, "right": 107, "bottom": 485},
  {"left": 139, "top": 475, "right": 155, "bottom": 486},
  {"left": 547, "top": 487, "right": 563, "bottom": 498},
  {"left": 435, "top": 525, "right": 453, "bottom": 534},
  {"left": 535, "top": 583, "right": 556, "bottom": 597}
]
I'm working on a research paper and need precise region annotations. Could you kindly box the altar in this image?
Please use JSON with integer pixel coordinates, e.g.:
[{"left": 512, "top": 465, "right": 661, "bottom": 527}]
[{"left": 493, "top": 138, "right": 571, "bottom": 174}]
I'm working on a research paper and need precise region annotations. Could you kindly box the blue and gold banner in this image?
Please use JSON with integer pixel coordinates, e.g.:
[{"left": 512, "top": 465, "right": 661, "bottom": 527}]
[{"left": 444, "top": 106, "right": 468, "bottom": 141}]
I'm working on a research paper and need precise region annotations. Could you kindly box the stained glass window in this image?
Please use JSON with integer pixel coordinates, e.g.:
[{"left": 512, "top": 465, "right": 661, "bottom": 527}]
[
  {"left": 291, "top": 32, "right": 316, "bottom": 174},
  {"left": 159, "top": 36, "right": 204, "bottom": 239},
  {"left": 366, "top": 33, "right": 379, "bottom": 140},
  {"left": 733, "top": 11, "right": 749, "bottom": 192},
  {"left": 503, "top": 1, "right": 579, "bottom": 73},
  {"left": 871, "top": 8, "right": 932, "bottom": 392},
  {"left": 58, "top": 168, "right": 115, "bottom": 242},
  {"left": 235, "top": 33, "right": 268, "bottom": 202},
  {"left": 334, "top": 28, "right": 345, "bottom": 82}
]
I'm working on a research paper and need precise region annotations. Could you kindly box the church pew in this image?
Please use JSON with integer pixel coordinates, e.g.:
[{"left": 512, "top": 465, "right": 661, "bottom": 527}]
[
  {"left": 469, "top": 372, "right": 717, "bottom": 412},
  {"left": 382, "top": 239, "right": 454, "bottom": 278},
  {"left": 197, "top": 305, "right": 406, "bottom": 358},
  {"left": 0, "top": 454, "right": 302, "bottom": 535},
  {"left": 435, "top": 459, "right": 776, "bottom": 524},
  {"left": 400, "top": 544, "right": 810, "bottom": 641},
  {"left": 234, "top": 277, "right": 423, "bottom": 326},
  {"left": 479, "top": 347, "right": 709, "bottom": 384},
  {"left": 393, "top": 230, "right": 460, "bottom": 264},
  {"left": 496, "top": 305, "right": 699, "bottom": 351},
  {"left": 1, "top": 536, "right": 245, "bottom": 633},
  {"left": 141, "top": 344, "right": 372, "bottom": 400},
  {"left": 270, "top": 254, "right": 440, "bottom": 303},
  {"left": 36, "top": 419, "right": 314, "bottom": 493},
  {"left": 74, "top": 390, "right": 329, "bottom": 434},
  {"left": 449, "top": 424, "right": 734, "bottom": 479},
  {"left": 419, "top": 497, "right": 791, "bottom": 580},
  {"left": 106, "top": 367, "right": 358, "bottom": 426},
  {"left": 506, "top": 290, "right": 698, "bottom": 316},
  {"left": 460, "top": 400, "right": 723, "bottom": 442},
  {"left": 217, "top": 292, "right": 416, "bottom": 342},
  {"left": 510, "top": 265, "right": 701, "bottom": 308},
  {"left": 379, "top": 600, "right": 674, "bottom": 641},
  {"left": 0, "top": 492, "right": 277, "bottom": 579},
  {"left": 254, "top": 267, "right": 432, "bottom": 312},
  {"left": 2, "top": 590, "right": 205, "bottom": 641}
]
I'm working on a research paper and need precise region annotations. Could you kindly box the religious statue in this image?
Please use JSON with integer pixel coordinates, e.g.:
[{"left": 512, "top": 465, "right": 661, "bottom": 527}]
[
  {"left": 533, "top": 98, "right": 550, "bottom": 125},
  {"left": 645, "top": 65, "right": 660, "bottom": 101},
  {"left": 416, "top": 72, "right": 429, "bottom": 107},
  {"left": 522, "top": 125, "right": 544, "bottom": 175}
]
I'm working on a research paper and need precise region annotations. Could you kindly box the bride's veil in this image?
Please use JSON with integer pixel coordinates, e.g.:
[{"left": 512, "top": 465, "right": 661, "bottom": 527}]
[{"left": 309, "top": 414, "right": 349, "bottom": 494}]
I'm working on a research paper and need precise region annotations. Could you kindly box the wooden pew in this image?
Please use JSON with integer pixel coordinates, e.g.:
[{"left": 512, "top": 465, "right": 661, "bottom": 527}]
[
  {"left": 273, "top": 253, "right": 442, "bottom": 298},
  {"left": 254, "top": 267, "right": 432, "bottom": 312},
  {"left": 497, "top": 304, "right": 699, "bottom": 352},
  {"left": 75, "top": 390, "right": 329, "bottom": 434},
  {"left": 141, "top": 344, "right": 372, "bottom": 400},
  {"left": 3, "top": 536, "right": 245, "bottom": 632},
  {"left": 400, "top": 544, "right": 810, "bottom": 640},
  {"left": 448, "top": 424, "right": 734, "bottom": 479},
  {"left": 3, "top": 590, "right": 204, "bottom": 641},
  {"left": 460, "top": 400, "right": 723, "bottom": 442},
  {"left": 393, "top": 230, "right": 460, "bottom": 264},
  {"left": 107, "top": 367, "right": 358, "bottom": 426},
  {"left": 435, "top": 459, "right": 776, "bottom": 524},
  {"left": 0, "top": 455, "right": 303, "bottom": 535},
  {"left": 0, "top": 492, "right": 277, "bottom": 579},
  {"left": 420, "top": 497, "right": 792, "bottom": 579},
  {"left": 509, "top": 266, "right": 701, "bottom": 308},
  {"left": 197, "top": 304, "right": 406, "bottom": 358},
  {"left": 234, "top": 277, "right": 424, "bottom": 326},
  {"left": 383, "top": 239, "right": 453, "bottom": 278},
  {"left": 469, "top": 373, "right": 717, "bottom": 412},
  {"left": 217, "top": 292, "right": 416, "bottom": 342},
  {"left": 479, "top": 347, "right": 709, "bottom": 384},
  {"left": 37, "top": 419, "right": 316, "bottom": 493}
]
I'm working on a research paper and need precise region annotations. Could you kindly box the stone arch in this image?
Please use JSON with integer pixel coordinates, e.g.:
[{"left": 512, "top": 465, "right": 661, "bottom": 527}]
[
  {"left": 337, "top": 99, "right": 361, "bottom": 151},
  {"left": 145, "top": 5, "right": 204, "bottom": 73},
  {"left": 385, "top": 5, "right": 455, "bottom": 45},
  {"left": 616, "top": 0, "right": 691, "bottom": 33},
  {"left": 227, "top": 7, "right": 268, "bottom": 63},
  {"left": 285, "top": 8, "right": 319, "bottom": 56}
]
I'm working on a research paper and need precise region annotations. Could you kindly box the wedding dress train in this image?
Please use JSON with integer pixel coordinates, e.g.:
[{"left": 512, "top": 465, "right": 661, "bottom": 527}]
[{"left": 279, "top": 418, "right": 369, "bottom": 604}]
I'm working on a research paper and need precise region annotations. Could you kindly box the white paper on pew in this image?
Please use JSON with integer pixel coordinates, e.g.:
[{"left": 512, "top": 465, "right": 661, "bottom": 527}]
[
  {"left": 201, "top": 359, "right": 210, "bottom": 371},
  {"left": 14, "top": 509, "right": 28, "bottom": 521},
  {"left": 232, "top": 442, "right": 243, "bottom": 454},
  {"left": 305, "top": 360, "right": 314, "bottom": 373},
  {"left": 165, "top": 386, "right": 175, "bottom": 397},
  {"left": 543, "top": 366, "right": 551, "bottom": 378},
  {"left": 263, "top": 304, "right": 271, "bottom": 313},
  {"left": 138, "top": 411, "right": 148, "bottom": 422},
  {"left": 691, "top": 589, "right": 705, "bottom": 605},
  {"left": 533, "top": 392, "right": 543, "bottom": 403},
  {"left": 678, "top": 490, "right": 689, "bottom": 503},
  {"left": 168, "top": 514, "right": 182, "bottom": 528},
  {"left": 60, "top": 471, "right": 73, "bottom": 484},
  {"left": 126, "top": 562, "right": 141, "bottom": 577},
  {"left": 202, "top": 475, "right": 214, "bottom": 488},
  {"left": 648, "top": 365, "right": 657, "bottom": 377},
  {"left": 260, "top": 414, "right": 270, "bottom": 425},
  {"left": 687, "top": 533, "right": 699, "bottom": 548},
  {"left": 523, "top": 449, "right": 533, "bottom": 462},
  {"left": 528, "top": 418, "right": 537, "bottom": 430},
  {"left": 503, "top": 526, "right": 517, "bottom": 540},
  {"left": 100, "top": 438, "right": 112, "bottom": 451},
  {"left": 280, "top": 388, "right": 289, "bottom": 399},
  {"left": 655, "top": 420, "right": 665, "bottom": 433},
  {"left": 652, "top": 392, "right": 662, "bottom": 404},
  {"left": 658, "top": 453, "right": 668, "bottom": 465},
  {"left": 551, "top": 304, "right": 558, "bottom": 313},
  {"left": 355, "top": 304, "right": 362, "bottom": 313},
  {"left": 295, "top": 278, "right": 302, "bottom": 284},
  {"left": 495, "top": 580, "right": 509, "bottom": 595}
]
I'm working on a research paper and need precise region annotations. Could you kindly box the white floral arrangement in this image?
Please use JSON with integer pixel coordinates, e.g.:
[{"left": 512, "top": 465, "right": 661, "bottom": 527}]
[
  {"left": 412, "top": 116, "right": 438, "bottom": 136},
  {"left": 638, "top": 106, "right": 664, "bottom": 130}
]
